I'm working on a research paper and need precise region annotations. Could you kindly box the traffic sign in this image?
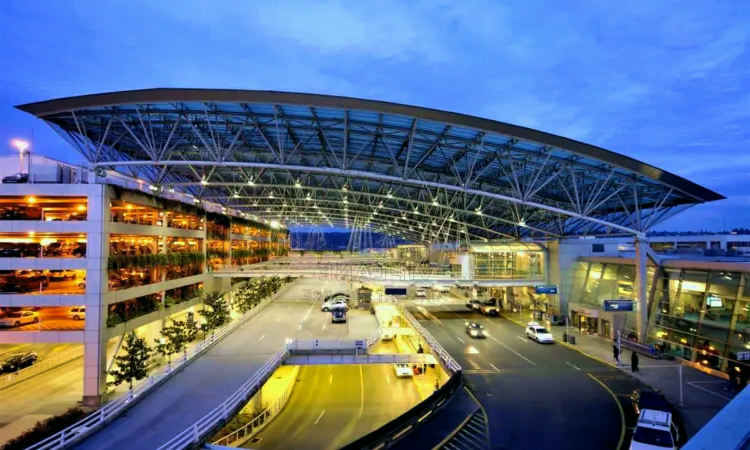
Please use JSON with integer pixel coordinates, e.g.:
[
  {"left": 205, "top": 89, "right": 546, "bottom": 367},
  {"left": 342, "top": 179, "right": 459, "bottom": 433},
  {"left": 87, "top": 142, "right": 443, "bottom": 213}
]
[
  {"left": 604, "top": 300, "right": 634, "bottom": 312},
  {"left": 535, "top": 285, "right": 558, "bottom": 294},
  {"left": 355, "top": 340, "right": 366, "bottom": 349}
]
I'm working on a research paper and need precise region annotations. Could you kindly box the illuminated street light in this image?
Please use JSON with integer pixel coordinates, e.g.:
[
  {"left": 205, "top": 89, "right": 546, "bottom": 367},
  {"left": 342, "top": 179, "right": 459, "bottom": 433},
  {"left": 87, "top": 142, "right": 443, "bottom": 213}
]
[{"left": 11, "top": 139, "right": 30, "bottom": 173}]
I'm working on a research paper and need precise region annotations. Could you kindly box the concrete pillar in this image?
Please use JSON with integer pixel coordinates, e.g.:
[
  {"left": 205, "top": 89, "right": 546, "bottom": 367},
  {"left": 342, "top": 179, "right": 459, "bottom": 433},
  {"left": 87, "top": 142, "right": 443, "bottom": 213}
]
[
  {"left": 634, "top": 238, "right": 648, "bottom": 343},
  {"left": 458, "top": 253, "right": 473, "bottom": 280},
  {"left": 83, "top": 185, "right": 109, "bottom": 406}
]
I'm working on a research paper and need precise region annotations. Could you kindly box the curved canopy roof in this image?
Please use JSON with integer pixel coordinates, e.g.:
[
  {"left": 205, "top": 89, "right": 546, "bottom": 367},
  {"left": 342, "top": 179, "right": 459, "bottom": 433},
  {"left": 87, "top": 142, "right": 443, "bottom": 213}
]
[{"left": 17, "top": 88, "right": 723, "bottom": 242}]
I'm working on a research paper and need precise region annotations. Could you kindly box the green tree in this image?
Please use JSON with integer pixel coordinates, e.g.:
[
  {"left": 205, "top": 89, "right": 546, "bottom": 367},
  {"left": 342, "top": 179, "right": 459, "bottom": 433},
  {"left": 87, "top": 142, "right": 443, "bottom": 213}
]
[
  {"left": 109, "top": 332, "right": 152, "bottom": 390},
  {"left": 154, "top": 319, "right": 197, "bottom": 363},
  {"left": 200, "top": 291, "right": 230, "bottom": 333}
]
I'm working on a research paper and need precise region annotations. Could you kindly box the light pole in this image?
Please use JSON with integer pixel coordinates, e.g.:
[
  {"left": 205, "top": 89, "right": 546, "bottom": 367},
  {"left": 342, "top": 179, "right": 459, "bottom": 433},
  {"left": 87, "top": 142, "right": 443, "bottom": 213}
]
[{"left": 11, "top": 139, "right": 30, "bottom": 173}]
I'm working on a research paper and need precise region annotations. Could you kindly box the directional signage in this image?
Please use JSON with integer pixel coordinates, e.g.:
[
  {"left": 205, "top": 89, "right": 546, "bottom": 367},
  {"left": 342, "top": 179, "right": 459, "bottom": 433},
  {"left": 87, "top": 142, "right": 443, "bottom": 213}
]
[
  {"left": 385, "top": 287, "right": 408, "bottom": 296},
  {"left": 355, "top": 340, "right": 366, "bottom": 349},
  {"left": 535, "top": 285, "right": 558, "bottom": 295},
  {"left": 603, "top": 300, "right": 634, "bottom": 312}
]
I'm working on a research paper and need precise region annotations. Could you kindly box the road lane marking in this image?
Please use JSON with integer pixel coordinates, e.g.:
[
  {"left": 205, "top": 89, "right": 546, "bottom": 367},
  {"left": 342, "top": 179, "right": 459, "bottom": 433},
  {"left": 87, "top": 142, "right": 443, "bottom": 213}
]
[
  {"left": 276, "top": 317, "right": 281, "bottom": 323},
  {"left": 516, "top": 336, "right": 527, "bottom": 342},
  {"left": 322, "top": 323, "right": 327, "bottom": 330},
  {"left": 490, "top": 363, "right": 499, "bottom": 372},
  {"left": 297, "top": 324, "right": 302, "bottom": 330},
  {"left": 488, "top": 335, "right": 536, "bottom": 366},
  {"left": 358, "top": 365, "right": 365, "bottom": 419},
  {"left": 259, "top": 334, "right": 265, "bottom": 341},
  {"left": 330, "top": 374, "right": 333, "bottom": 384},
  {"left": 587, "top": 373, "right": 625, "bottom": 450},
  {"left": 386, "top": 375, "right": 391, "bottom": 384},
  {"left": 687, "top": 381, "right": 733, "bottom": 400},
  {"left": 457, "top": 337, "right": 465, "bottom": 344},
  {"left": 314, "top": 410, "right": 326, "bottom": 425},
  {"left": 469, "top": 359, "right": 481, "bottom": 370},
  {"left": 566, "top": 361, "right": 581, "bottom": 371}
]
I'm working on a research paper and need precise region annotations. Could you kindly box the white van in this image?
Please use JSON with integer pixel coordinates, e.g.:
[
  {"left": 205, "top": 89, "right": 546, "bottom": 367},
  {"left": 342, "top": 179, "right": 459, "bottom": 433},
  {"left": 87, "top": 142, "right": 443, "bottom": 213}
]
[{"left": 67, "top": 307, "right": 86, "bottom": 321}]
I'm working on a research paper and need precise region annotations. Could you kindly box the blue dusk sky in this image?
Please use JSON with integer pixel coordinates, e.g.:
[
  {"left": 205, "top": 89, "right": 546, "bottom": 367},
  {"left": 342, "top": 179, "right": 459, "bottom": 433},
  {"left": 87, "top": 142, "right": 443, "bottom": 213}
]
[{"left": 0, "top": 0, "right": 748, "bottom": 232}]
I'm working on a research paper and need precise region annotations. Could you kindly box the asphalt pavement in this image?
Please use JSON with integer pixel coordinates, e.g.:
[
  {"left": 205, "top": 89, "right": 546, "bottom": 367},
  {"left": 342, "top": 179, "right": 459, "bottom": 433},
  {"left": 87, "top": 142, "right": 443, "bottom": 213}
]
[
  {"left": 73, "top": 279, "right": 379, "bottom": 450},
  {"left": 249, "top": 342, "right": 422, "bottom": 450},
  {"left": 412, "top": 305, "right": 662, "bottom": 450}
]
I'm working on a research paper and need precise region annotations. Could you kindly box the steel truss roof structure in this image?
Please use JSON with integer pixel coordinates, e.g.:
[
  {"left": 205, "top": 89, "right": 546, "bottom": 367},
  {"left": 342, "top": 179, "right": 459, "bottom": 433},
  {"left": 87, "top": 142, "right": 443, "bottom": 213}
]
[{"left": 17, "top": 88, "right": 723, "bottom": 243}]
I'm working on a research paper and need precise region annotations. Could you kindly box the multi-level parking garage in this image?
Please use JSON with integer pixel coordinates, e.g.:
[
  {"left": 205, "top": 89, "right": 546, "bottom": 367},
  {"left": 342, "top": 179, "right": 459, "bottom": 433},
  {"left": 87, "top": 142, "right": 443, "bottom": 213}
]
[{"left": 5, "top": 89, "right": 735, "bottom": 449}]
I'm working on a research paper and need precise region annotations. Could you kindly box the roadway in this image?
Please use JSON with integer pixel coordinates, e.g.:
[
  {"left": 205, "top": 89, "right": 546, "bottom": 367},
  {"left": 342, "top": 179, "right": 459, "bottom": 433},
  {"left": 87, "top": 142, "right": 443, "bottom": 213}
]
[
  {"left": 411, "top": 305, "right": 659, "bottom": 450},
  {"left": 74, "top": 278, "right": 379, "bottom": 450},
  {"left": 0, "top": 345, "right": 83, "bottom": 444},
  {"left": 249, "top": 341, "right": 422, "bottom": 450}
]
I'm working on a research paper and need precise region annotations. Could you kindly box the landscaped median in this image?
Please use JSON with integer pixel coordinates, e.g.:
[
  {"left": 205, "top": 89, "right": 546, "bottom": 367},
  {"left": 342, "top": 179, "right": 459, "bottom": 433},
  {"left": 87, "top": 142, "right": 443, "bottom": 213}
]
[{"left": 20, "top": 276, "right": 298, "bottom": 450}]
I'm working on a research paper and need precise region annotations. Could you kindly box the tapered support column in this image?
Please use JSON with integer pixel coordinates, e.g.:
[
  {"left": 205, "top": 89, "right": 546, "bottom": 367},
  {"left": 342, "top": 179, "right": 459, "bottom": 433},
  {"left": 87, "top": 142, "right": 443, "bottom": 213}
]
[{"left": 635, "top": 238, "right": 649, "bottom": 343}]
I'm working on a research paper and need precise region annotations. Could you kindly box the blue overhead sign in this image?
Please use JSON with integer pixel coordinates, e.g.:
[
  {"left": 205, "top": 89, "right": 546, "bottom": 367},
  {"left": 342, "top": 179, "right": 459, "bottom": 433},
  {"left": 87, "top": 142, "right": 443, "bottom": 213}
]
[
  {"left": 604, "top": 300, "right": 634, "bottom": 312},
  {"left": 385, "top": 287, "right": 408, "bottom": 296},
  {"left": 535, "top": 285, "right": 558, "bottom": 294}
]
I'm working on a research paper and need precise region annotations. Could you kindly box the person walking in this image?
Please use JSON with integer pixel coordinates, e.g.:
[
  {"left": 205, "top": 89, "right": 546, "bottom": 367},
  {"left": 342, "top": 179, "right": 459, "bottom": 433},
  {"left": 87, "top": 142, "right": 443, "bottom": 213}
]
[
  {"left": 612, "top": 344, "right": 620, "bottom": 366},
  {"left": 631, "top": 351, "right": 640, "bottom": 373}
]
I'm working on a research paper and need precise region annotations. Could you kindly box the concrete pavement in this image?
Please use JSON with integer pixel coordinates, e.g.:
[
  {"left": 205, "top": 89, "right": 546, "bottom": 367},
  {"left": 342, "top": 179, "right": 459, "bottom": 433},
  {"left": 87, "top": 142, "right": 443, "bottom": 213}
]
[
  {"left": 413, "top": 305, "right": 640, "bottom": 450},
  {"left": 73, "top": 279, "right": 378, "bottom": 450},
  {"left": 503, "top": 310, "right": 730, "bottom": 440},
  {"left": 249, "top": 342, "right": 422, "bottom": 450}
]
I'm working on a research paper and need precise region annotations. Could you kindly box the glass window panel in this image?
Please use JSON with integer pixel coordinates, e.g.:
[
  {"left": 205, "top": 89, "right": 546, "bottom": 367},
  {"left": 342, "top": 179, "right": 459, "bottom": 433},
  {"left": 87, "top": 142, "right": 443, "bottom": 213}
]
[
  {"left": 568, "top": 261, "right": 589, "bottom": 303},
  {"left": 708, "top": 271, "right": 740, "bottom": 297},
  {"left": 580, "top": 263, "right": 602, "bottom": 306},
  {"left": 593, "top": 264, "right": 619, "bottom": 306},
  {"left": 616, "top": 265, "right": 636, "bottom": 300}
]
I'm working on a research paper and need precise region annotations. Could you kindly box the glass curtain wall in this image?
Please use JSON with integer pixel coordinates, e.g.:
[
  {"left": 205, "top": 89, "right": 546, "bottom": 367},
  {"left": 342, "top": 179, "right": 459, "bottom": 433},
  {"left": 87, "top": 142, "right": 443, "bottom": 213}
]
[{"left": 572, "top": 260, "right": 750, "bottom": 375}]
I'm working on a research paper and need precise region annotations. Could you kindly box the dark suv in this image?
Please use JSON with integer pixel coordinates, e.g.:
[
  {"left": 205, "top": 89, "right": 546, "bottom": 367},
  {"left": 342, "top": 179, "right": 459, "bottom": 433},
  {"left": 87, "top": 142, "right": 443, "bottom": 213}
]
[{"left": 0, "top": 352, "right": 38, "bottom": 373}]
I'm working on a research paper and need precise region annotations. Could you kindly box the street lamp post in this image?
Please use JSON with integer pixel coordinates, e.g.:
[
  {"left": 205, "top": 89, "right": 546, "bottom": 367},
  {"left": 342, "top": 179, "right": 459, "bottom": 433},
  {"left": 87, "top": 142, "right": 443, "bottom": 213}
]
[{"left": 10, "top": 139, "right": 30, "bottom": 174}]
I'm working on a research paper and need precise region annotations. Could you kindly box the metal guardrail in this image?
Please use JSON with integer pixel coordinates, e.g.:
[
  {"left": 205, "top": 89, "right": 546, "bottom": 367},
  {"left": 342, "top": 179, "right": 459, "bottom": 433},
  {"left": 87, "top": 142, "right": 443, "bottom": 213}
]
[
  {"left": 156, "top": 344, "right": 290, "bottom": 450},
  {"left": 397, "top": 305, "right": 462, "bottom": 373},
  {"left": 24, "top": 286, "right": 287, "bottom": 450},
  {"left": 340, "top": 370, "right": 464, "bottom": 450},
  {"left": 211, "top": 366, "right": 300, "bottom": 447},
  {"left": 0, "top": 346, "right": 84, "bottom": 391}
]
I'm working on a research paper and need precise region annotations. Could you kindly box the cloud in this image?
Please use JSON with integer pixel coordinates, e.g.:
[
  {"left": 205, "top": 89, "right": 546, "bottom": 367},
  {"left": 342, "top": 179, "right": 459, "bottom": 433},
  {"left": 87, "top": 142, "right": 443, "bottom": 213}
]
[{"left": 0, "top": 0, "right": 748, "bottom": 231}]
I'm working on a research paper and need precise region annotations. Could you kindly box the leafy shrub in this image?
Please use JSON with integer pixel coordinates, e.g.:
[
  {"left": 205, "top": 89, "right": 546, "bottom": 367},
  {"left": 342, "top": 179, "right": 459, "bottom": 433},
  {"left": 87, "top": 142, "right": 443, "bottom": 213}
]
[{"left": 1, "top": 407, "right": 92, "bottom": 450}]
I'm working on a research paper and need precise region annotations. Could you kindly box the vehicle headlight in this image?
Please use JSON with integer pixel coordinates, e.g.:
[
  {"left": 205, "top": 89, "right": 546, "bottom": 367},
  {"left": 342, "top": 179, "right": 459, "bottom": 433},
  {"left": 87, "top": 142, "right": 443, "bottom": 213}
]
[{"left": 470, "top": 330, "right": 478, "bottom": 336}]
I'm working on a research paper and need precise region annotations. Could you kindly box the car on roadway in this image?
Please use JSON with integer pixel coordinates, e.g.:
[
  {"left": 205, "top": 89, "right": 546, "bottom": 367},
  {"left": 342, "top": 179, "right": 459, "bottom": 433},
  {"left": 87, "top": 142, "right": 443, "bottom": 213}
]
[
  {"left": 0, "top": 351, "right": 38, "bottom": 373},
  {"left": 393, "top": 363, "right": 413, "bottom": 378},
  {"left": 2, "top": 172, "right": 29, "bottom": 184},
  {"left": 0, "top": 310, "right": 39, "bottom": 327},
  {"left": 465, "top": 299, "right": 482, "bottom": 311},
  {"left": 331, "top": 310, "right": 347, "bottom": 324},
  {"left": 631, "top": 389, "right": 672, "bottom": 415},
  {"left": 432, "top": 285, "right": 448, "bottom": 293},
  {"left": 479, "top": 304, "right": 499, "bottom": 316},
  {"left": 321, "top": 299, "right": 348, "bottom": 312},
  {"left": 49, "top": 270, "right": 77, "bottom": 281},
  {"left": 465, "top": 321, "right": 486, "bottom": 338},
  {"left": 526, "top": 322, "right": 554, "bottom": 343},
  {"left": 630, "top": 409, "right": 679, "bottom": 450},
  {"left": 67, "top": 307, "right": 86, "bottom": 321},
  {"left": 415, "top": 289, "right": 427, "bottom": 298},
  {"left": 323, "top": 292, "right": 350, "bottom": 303}
]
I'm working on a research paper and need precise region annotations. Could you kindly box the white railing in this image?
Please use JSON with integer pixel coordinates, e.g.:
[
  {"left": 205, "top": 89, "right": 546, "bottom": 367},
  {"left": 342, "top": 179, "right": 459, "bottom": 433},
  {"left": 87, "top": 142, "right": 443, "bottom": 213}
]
[
  {"left": 211, "top": 366, "right": 300, "bottom": 447},
  {"left": 397, "top": 305, "right": 462, "bottom": 373},
  {"left": 157, "top": 344, "right": 290, "bottom": 450},
  {"left": 286, "top": 338, "right": 363, "bottom": 351},
  {"left": 0, "top": 346, "right": 84, "bottom": 391},
  {"left": 25, "top": 284, "right": 289, "bottom": 450}
]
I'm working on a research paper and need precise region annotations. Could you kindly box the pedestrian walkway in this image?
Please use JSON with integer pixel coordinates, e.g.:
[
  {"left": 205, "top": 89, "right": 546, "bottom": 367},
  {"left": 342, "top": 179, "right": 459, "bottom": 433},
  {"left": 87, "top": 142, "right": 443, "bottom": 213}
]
[{"left": 502, "top": 311, "right": 733, "bottom": 439}]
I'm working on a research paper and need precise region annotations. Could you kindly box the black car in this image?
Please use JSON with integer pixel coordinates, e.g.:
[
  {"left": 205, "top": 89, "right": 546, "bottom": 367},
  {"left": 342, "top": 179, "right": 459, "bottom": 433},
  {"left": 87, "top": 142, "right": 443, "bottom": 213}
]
[
  {"left": 631, "top": 389, "right": 672, "bottom": 415},
  {"left": 2, "top": 173, "right": 28, "bottom": 184},
  {"left": 0, "top": 352, "right": 38, "bottom": 373},
  {"left": 72, "top": 243, "right": 87, "bottom": 258}
]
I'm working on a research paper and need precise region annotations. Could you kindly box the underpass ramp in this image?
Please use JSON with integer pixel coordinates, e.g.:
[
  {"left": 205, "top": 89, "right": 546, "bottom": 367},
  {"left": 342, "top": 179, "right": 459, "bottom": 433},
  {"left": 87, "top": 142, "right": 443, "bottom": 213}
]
[{"left": 441, "top": 409, "right": 490, "bottom": 450}]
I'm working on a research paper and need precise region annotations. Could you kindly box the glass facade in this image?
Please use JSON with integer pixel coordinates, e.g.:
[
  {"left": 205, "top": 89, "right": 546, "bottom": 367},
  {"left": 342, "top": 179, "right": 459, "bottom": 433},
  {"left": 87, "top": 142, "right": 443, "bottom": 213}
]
[
  {"left": 570, "top": 260, "right": 750, "bottom": 375},
  {"left": 468, "top": 241, "right": 546, "bottom": 281}
]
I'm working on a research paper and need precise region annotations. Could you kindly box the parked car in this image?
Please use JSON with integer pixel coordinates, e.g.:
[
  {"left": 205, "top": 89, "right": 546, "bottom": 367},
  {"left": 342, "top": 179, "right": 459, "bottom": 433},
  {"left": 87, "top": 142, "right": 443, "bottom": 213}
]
[
  {"left": 415, "top": 289, "right": 427, "bottom": 298},
  {"left": 630, "top": 409, "right": 679, "bottom": 450},
  {"left": 79, "top": 277, "right": 87, "bottom": 289},
  {"left": 321, "top": 299, "right": 348, "bottom": 312},
  {"left": 0, "top": 243, "right": 42, "bottom": 258},
  {"left": 0, "top": 310, "right": 39, "bottom": 327},
  {"left": 49, "top": 270, "right": 77, "bottom": 281},
  {"left": 1, "top": 272, "right": 49, "bottom": 293},
  {"left": 0, "top": 352, "right": 38, "bottom": 373},
  {"left": 67, "top": 307, "right": 86, "bottom": 321},
  {"left": 1, "top": 173, "right": 29, "bottom": 184},
  {"left": 393, "top": 364, "right": 413, "bottom": 378},
  {"left": 72, "top": 243, "right": 87, "bottom": 258},
  {"left": 331, "top": 310, "right": 346, "bottom": 324},
  {"left": 1, "top": 206, "right": 42, "bottom": 220}
]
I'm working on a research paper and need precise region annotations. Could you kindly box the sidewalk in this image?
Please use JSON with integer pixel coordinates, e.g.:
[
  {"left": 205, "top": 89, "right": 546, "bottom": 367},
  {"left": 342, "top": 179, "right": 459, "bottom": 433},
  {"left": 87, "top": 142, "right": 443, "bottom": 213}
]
[{"left": 502, "top": 311, "right": 733, "bottom": 438}]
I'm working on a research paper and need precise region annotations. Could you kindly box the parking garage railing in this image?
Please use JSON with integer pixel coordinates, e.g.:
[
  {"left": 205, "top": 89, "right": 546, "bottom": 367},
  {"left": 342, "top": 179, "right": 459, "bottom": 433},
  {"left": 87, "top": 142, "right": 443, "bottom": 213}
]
[
  {"left": 0, "top": 346, "right": 84, "bottom": 391},
  {"left": 24, "top": 282, "right": 293, "bottom": 450}
]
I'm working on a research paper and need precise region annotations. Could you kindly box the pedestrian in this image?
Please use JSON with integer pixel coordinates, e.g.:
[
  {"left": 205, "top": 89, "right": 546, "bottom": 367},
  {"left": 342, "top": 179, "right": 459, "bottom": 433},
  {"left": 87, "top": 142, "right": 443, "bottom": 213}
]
[
  {"left": 631, "top": 351, "right": 639, "bottom": 373},
  {"left": 612, "top": 344, "right": 620, "bottom": 365}
]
